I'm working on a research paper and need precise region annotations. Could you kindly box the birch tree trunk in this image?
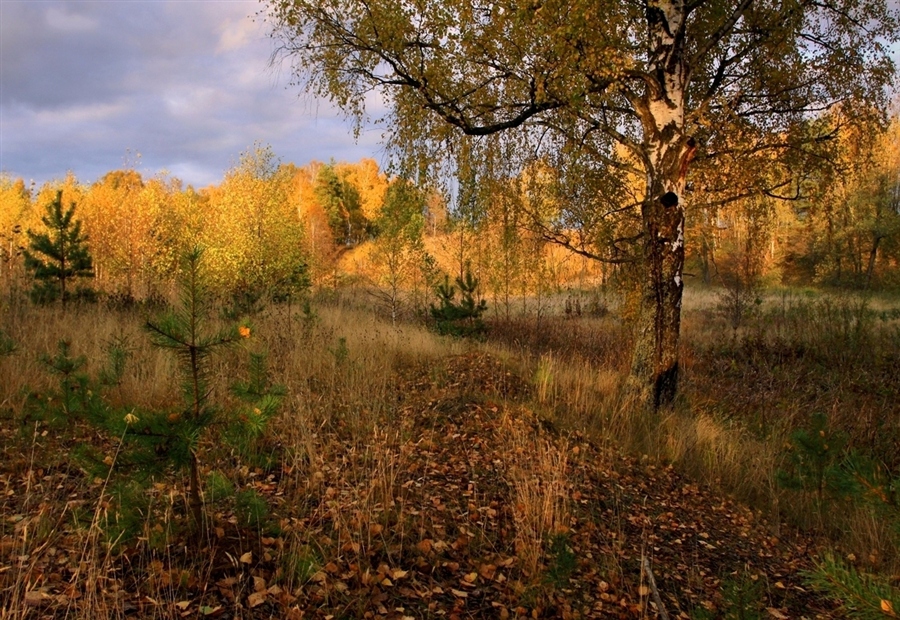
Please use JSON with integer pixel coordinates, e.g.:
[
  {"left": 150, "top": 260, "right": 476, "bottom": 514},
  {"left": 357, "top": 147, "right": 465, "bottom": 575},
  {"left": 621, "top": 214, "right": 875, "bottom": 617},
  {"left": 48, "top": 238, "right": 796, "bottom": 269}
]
[{"left": 627, "top": 0, "right": 694, "bottom": 410}]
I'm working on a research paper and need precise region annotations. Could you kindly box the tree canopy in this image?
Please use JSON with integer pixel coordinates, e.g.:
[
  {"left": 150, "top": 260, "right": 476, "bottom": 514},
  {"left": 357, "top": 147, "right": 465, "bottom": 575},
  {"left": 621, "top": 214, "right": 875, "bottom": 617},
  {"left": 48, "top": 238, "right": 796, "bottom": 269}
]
[{"left": 266, "top": 0, "right": 898, "bottom": 409}]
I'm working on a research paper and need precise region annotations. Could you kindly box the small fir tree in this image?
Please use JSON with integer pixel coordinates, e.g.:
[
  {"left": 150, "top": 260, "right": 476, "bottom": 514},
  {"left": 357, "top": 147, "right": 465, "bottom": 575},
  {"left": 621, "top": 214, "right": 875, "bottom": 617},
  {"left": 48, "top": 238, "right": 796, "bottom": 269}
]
[
  {"left": 805, "top": 554, "right": 900, "bottom": 620},
  {"left": 20, "top": 339, "right": 115, "bottom": 433},
  {"left": 430, "top": 263, "right": 487, "bottom": 337},
  {"left": 226, "top": 350, "right": 285, "bottom": 469},
  {"left": 19, "top": 249, "right": 283, "bottom": 544},
  {"left": 24, "top": 190, "right": 95, "bottom": 307},
  {"left": 144, "top": 248, "right": 245, "bottom": 530},
  {"left": 776, "top": 413, "right": 857, "bottom": 507}
]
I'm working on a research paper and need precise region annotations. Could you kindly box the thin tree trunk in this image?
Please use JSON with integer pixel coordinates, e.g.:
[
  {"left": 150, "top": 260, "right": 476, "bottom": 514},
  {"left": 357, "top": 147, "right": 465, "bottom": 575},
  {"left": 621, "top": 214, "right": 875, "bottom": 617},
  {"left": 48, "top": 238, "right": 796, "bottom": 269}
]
[
  {"left": 865, "top": 235, "right": 881, "bottom": 289},
  {"left": 699, "top": 232, "right": 712, "bottom": 285},
  {"left": 189, "top": 451, "right": 204, "bottom": 531},
  {"left": 60, "top": 254, "right": 67, "bottom": 309},
  {"left": 189, "top": 344, "right": 205, "bottom": 532}
]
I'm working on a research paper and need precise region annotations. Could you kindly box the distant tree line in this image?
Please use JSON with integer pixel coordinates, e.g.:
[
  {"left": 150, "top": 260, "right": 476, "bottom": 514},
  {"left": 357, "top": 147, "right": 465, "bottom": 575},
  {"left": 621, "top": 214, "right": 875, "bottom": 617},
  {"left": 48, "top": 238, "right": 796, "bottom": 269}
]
[{"left": 2, "top": 117, "right": 899, "bottom": 316}]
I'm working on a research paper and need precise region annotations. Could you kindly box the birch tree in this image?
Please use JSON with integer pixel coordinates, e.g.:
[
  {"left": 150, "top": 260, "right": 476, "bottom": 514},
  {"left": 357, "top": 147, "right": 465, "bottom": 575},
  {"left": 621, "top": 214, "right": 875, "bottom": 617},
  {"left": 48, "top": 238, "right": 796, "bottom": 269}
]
[
  {"left": 371, "top": 178, "right": 426, "bottom": 324},
  {"left": 0, "top": 176, "right": 31, "bottom": 293},
  {"left": 266, "top": 0, "right": 897, "bottom": 410},
  {"left": 203, "top": 145, "right": 308, "bottom": 300}
]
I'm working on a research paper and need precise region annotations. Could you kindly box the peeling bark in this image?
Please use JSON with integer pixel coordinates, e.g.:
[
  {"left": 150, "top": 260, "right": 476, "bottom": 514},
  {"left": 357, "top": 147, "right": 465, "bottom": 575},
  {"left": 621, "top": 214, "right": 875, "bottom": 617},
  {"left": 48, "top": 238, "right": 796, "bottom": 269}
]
[
  {"left": 630, "top": 188, "right": 686, "bottom": 409},
  {"left": 627, "top": 0, "right": 693, "bottom": 411}
]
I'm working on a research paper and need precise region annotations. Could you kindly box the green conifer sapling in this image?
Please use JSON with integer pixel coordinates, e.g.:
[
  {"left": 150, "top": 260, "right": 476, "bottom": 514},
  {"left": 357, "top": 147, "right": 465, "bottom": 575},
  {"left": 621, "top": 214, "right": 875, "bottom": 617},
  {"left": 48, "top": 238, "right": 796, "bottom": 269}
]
[
  {"left": 23, "top": 190, "right": 95, "bottom": 307},
  {"left": 145, "top": 248, "right": 244, "bottom": 530}
]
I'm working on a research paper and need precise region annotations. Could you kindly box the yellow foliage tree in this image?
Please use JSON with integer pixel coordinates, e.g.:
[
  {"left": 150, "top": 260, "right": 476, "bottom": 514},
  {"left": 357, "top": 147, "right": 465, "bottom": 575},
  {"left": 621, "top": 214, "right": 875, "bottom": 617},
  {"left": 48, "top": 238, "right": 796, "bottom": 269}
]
[
  {"left": 201, "top": 144, "right": 308, "bottom": 304},
  {"left": 0, "top": 175, "right": 33, "bottom": 294}
]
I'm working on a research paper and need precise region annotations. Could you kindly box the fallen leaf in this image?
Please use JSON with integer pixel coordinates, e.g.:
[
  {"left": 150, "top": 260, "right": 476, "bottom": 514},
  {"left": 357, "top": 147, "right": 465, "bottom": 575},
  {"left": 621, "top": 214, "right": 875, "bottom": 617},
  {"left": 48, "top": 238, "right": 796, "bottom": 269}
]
[
  {"left": 247, "top": 591, "right": 267, "bottom": 608},
  {"left": 24, "top": 590, "right": 52, "bottom": 606},
  {"left": 479, "top": 564, "right": 497, "bottom": 580},
  {"left": 881, "top": 600, "right": 896, "bottom": 616},
  {"left": 239, "top": 552, "right": 252, "bottom": 564},
  {"left": 450, "top": 589, "right": 468, "bottom": 598},
  {"left": 766, "top": 609, "right": 789, "bottom": 619},
  {"left": 417, "top": 539, "right": 433, "bottom": 553}
]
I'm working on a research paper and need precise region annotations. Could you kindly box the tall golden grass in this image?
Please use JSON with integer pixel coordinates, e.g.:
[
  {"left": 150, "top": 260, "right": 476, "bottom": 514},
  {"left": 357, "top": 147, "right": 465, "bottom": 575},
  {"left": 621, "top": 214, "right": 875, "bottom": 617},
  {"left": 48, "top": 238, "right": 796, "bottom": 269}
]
[{"left": 1, "top": 283, "right": 899, "bottom": 618}]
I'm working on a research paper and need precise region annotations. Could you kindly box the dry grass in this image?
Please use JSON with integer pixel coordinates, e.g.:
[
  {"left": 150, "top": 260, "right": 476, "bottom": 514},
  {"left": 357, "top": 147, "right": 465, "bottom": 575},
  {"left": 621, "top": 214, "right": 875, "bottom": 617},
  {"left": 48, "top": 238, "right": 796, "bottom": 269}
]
[
  {"left": 0, "top": 303, "right": 178, "bottom": 416},
  {"left": 498, "top": 408, "right": 572, "bottom": 579},
  {"left": 653, "top": 411, "right": 781, "bottom": 510},
  {"left": 0, "top": 297, "right": 464, "bottom": 619},
  {"left": 483, "top": 286, "right": 900, "bottom": 572},
  {"left": 2, "top": 282, "right": 899, "bottom": 617}
]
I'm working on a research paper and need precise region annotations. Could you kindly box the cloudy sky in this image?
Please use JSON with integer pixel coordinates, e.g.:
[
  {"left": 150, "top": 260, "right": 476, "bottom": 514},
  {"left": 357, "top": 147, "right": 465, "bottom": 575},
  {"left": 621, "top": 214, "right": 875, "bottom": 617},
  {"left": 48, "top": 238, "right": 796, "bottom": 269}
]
[
  {"left": 0, "top": 0, "right": 385, "bottom": 189},
  {"left": 1, "top": 2, "right": 898, "bottom": 190}
]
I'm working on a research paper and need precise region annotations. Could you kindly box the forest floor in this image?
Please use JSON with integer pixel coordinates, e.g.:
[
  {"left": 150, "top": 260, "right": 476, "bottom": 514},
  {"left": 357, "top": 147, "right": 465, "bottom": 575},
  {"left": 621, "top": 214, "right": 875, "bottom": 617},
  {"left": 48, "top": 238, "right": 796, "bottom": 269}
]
[{"left": 1, "top": 350, "right": 841, "bottom": 619}]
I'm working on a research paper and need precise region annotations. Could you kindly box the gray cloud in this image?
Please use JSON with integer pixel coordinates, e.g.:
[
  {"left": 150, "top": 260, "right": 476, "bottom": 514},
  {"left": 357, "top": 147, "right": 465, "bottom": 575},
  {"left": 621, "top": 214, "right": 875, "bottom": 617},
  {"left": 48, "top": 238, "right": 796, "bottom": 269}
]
[
  {"left": 2, "top": 1, "right": 897, "bottom": 189},
  {"left": 0, "top": 0, "right": 382, "bottom": 188}
]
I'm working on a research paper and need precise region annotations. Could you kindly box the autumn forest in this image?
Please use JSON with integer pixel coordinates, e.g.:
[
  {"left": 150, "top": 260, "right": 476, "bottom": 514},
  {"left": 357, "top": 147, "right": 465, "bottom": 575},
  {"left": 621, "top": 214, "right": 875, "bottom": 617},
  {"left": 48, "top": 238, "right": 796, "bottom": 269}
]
[
  {"left": 3, "top": 112, "right": 899, "bottom": 310},
  {"left": 3, "top": 0, "right": 900, "bottom": 618}
]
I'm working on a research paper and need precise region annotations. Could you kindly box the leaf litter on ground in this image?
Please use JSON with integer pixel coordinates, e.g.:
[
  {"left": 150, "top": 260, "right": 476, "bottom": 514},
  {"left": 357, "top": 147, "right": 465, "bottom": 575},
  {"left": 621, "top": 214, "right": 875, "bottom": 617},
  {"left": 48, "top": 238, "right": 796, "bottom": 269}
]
[{"left": 0, "top": 352, "right": 840, "bottom": 618}]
